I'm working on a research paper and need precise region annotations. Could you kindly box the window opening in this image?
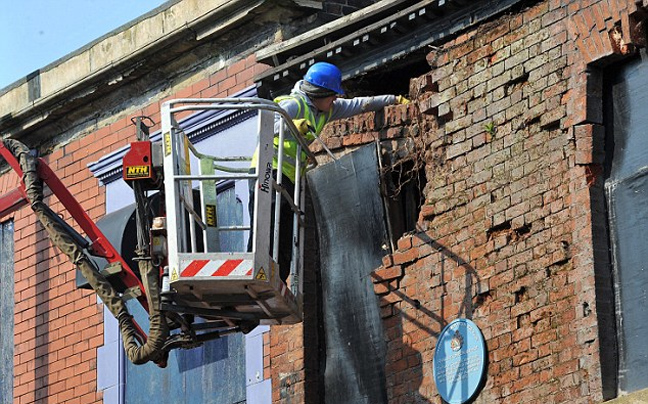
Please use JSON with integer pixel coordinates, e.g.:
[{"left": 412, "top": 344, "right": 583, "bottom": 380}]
[
  {"left": 353, "top": 57, "right": 430, "bottom": 248},
  {"left": 379, "top": 139, "right": 427, "bottom": 249}
]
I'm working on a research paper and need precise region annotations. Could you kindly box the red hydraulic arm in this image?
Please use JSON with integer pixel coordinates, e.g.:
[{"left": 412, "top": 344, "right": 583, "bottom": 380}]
[
  {"left": 0, "top": 187, "right": 28, "bottom": 219},
  {"left": 0, "top": 142, "right": 150, "bottom": 332}
]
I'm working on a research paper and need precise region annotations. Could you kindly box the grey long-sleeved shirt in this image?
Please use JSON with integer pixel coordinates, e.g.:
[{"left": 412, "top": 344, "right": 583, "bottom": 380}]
[{"left": 275, "top": 80, "right": 397, "bottom": 136}]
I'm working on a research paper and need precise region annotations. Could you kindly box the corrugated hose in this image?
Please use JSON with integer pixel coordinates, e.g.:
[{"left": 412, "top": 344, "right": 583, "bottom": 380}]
[{"left": 3, "top": 139, "right": 169, "bottom": 366}]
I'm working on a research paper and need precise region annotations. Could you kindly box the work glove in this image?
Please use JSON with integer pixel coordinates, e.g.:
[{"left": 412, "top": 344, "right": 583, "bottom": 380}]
[
  {"left": 292, "top": 119, "right": 315, "bottom": 136},
  {"left": 396, "top": 95, "right": 410, "bottom": 105}
]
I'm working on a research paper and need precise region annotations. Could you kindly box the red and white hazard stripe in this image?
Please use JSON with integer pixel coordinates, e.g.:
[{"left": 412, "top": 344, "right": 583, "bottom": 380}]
[{"left": 180, "top": 259, "right": 253, "bottom": 278}]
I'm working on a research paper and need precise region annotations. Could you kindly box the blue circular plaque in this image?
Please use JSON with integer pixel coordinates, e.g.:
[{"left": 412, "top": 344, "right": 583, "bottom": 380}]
[{"left": 433, "top": 319, "right": 487, "bottom": 404}]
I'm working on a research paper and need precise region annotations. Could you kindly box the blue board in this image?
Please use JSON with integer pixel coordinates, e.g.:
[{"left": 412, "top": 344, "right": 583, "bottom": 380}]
[{"left": 125, "top": 184, "right": 247, "bottom": 404}]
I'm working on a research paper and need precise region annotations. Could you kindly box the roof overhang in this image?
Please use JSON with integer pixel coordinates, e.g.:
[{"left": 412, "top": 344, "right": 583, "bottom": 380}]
[{"left": 255, "top": 0, "right": 527, "bottom": 98}]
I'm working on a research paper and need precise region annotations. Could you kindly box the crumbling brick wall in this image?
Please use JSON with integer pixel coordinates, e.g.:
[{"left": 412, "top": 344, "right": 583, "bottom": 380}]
[{"left": 311, "top": 0, "right": 648, "bottom": 403}]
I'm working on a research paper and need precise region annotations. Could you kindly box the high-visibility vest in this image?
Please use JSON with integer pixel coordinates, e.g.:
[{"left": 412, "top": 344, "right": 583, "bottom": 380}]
[{"left": 251, "top": 94, "right": 332, "bottom": 183}]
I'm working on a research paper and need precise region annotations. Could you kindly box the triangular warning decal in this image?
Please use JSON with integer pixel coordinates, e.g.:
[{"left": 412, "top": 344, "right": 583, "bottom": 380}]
[{"left": 256, "top": 267, "right": 267, "bottom": 281}]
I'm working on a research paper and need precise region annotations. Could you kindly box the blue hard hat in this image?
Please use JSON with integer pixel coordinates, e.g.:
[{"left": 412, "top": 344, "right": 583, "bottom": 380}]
[{"left": 303, "top": 62, "right": 344, "bottom": 95}]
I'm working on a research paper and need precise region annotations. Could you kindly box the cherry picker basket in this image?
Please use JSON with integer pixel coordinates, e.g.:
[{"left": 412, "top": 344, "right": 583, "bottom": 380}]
[{"left": 159, "top": 98, "right": 314, "bottom": 328}]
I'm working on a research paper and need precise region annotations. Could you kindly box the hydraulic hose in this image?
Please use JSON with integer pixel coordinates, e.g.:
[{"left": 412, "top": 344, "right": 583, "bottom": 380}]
[{"left": 3, "top": 139, "right": 169, "bottom": 365}]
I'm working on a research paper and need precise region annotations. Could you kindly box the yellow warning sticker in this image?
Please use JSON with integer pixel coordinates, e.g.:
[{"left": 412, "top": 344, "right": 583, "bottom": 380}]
[
  {"left": 256, "top": 267, "right": 267, "bottom": 281},
  {"left": 205, "top": 205, "right": 217, "bottom": 227},
  {"left": 171, "top": 268, "right": 179, "bottom": 281},
  {"left": 164, "top": 132, "right": 171, "bottom": 156},
  {"left": 184, "top": 136, "right": 191, "bottom": 174}
]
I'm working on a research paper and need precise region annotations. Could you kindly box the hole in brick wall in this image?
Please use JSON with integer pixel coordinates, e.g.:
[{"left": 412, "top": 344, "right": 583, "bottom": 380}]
[
  {"left": 517, "top": 115, "right": 541, "bottom": 131},
  {"left": 472, "top": 290, "right": 491, "bottom": 309},
  {"left": 609, "top": 23, "right": 635, "bottom": 55},
  {"left": 487, "top": 220, "right": 531, "bottom": 244},
  {"left": 530, "top": 314, "right": 542, "bottom": 326},
  {"left": 514, "top": 286, "right": 527, "bottom": 303},
  {"left": 583, "top": 301, "right": 592, "bottom": 317},
  {"left": 487, "top": 220, "right": 511, "bottom": 239},
  {"left": 540, "top": 120, "right": 561, "bottom": 132},
  {"left": 551, "top": 256, "right": 570, "bottom": 267},
  {"left": 437, "top": 111, "right": 454, "bottom": 127},
  {"left": 515, "top": 224, "right": 530, "bottom": 237},
  {"left": 505, "top": 72, "right": 529, "bottom": 95},
  {"left": 382, "top": 158, "right": 427, "bottom": 245}
]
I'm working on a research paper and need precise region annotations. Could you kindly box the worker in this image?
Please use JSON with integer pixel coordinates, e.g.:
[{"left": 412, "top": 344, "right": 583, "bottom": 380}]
[{"left": 249, "top": 61, "right": 409, "bottom": 281}]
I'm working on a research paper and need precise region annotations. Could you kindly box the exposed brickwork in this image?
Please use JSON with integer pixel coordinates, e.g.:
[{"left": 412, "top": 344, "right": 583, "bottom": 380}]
[
  {"left": 318, "top": 1, "right": 648, "bottom": 403},
  {"left": 568, "top": 0, "right": 646, "bottom": 63},
  {"left": 266, "top": 191, "right": 322, "bottom": 404},
  {"left": 270, "top": 325, "right": 306, "bottom": 403},
  {"left": 564, "top": 0, "right": 647, "bottom": 129}
]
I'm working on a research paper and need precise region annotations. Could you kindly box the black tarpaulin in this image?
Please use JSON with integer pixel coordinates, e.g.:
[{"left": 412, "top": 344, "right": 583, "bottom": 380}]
[
  {"left": 308, "top": 144, "right": 389, "bottom": 404},
  {"left": 605, "top": 53, "right": 648, "bottom": 393}
]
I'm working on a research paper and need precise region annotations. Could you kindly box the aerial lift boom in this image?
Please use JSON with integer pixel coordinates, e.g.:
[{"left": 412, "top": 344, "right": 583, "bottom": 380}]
[{"left": 0, "top": 98, "right": 315, "bottom": 366}]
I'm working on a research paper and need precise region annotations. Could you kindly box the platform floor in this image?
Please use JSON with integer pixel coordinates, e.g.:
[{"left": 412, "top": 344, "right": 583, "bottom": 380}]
[{"left": 170, "top": 276, "right": 302, "bottom": 325}]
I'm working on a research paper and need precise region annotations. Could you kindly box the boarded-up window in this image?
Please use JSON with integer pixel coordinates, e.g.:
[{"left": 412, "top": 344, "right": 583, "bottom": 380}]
[
  {"left": 308, "top": 144, "right": 390, "bottom": 404},
  {"left": 124, "top": 181, "right": 246, "bottom": 404},
  {"left": 0, "top": 220, "right": 14, "bottom": 402}
]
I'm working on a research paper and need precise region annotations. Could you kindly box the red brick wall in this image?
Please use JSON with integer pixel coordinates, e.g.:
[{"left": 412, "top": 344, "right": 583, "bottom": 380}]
[
  {"left": 8, "top": 133, "right": 110, "bottom": 404},
  {"left": 5, "top": 54, "right": 276, "bottom": 404},
  {"left": 354, "top": 1, "right": 647, "bottom": 403},
  {"left": 308, "top": 1, "right": 648, "bottom": 403}
]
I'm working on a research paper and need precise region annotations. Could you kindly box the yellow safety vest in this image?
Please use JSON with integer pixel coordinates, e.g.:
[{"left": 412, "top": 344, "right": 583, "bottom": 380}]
[{"left": 252, "top": 95, "right": 332, "bottom": 182}]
